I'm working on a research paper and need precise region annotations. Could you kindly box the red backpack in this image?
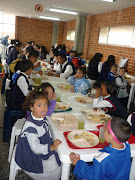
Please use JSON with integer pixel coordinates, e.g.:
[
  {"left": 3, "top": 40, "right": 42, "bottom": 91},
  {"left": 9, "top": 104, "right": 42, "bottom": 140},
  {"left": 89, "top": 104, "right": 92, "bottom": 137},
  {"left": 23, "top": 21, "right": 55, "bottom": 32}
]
[{"left": 71, "top": 57, "right": 79, "bottom": 68}]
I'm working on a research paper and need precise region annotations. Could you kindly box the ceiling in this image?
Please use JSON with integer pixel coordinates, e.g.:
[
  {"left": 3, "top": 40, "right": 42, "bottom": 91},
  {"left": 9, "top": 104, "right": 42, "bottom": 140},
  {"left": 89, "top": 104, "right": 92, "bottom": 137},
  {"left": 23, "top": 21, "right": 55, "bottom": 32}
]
[{"left": 0, "top": 0, "right": 135, "bottom": 21}]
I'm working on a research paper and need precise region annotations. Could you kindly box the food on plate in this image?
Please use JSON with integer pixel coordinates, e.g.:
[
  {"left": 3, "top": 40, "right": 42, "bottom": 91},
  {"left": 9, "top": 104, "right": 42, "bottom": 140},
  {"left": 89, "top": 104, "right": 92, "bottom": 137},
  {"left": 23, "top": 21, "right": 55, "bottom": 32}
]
[
  {"left": 67, "top": 130, "right": 99, "bottom": 148},
  {"left": 75, "top": 97, "right": 86, "bottom": 103},
  {"left": 87, "top": 113, "right": 110, "bottom": 122},
  {"left": 54, "top": 102, "right": 70, "bottom": 111}
]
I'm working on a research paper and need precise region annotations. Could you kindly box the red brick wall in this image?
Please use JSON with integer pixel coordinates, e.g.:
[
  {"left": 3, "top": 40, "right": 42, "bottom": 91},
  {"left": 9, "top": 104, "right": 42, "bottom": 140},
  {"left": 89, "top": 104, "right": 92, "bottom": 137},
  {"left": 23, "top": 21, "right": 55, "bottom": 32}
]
[
  {"left": 15, "top": 16, "right": 53, "bottom": 52},
  {"left": 62, "top": 19, "right": 76, "bottom": 50},
  {"left": 87, "top": 6, "right": 135, "bottom": 75}
]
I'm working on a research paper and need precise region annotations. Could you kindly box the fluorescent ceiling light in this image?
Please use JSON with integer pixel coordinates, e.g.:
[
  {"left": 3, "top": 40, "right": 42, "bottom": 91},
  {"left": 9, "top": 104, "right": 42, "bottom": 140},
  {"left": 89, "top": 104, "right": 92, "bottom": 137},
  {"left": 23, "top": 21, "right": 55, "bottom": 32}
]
[
  {"left": 49, "top": 7, "right": 77, "bottom": 15},
  {"left": 39, "top": 16, "right": 60, "bottom": 21},
  {"left": 101, "top": 0, "right": 116, "bottom": 2}
]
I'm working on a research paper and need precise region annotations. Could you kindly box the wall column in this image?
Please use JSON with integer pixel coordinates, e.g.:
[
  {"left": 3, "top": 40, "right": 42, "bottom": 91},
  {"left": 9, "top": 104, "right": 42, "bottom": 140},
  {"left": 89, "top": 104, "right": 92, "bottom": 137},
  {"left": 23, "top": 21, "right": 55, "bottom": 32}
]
[
  {"left": 74, "top": 14, "right": 87, "bottom": 53},
  {"left": 52, "top": 21, "right": 58, "bottom": 47}
]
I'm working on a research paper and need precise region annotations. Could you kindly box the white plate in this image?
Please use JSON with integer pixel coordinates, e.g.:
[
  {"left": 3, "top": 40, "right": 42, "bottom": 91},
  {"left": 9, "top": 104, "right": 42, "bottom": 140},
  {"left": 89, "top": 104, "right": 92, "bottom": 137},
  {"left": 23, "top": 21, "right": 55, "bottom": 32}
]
[
  {"left": 86, "top": 112, "right": 111, "bottom": 123},
  {"left": 51, "top": 113, "right": 78, "bottom": 127},
  {"left": 67, "top": 130, "right": 99, "bottom": 148},
  {"left": 57, "top": 83, "right": 73, "bottom": 91},
  {"left": 54, "top": 102, "right": 70, "bottom": 111},
  {"left": 75, "top": 97, "right": 93, "bottom": 104},
  {"left": 81, "top": 109, "right": 105, "bottom": 114}
]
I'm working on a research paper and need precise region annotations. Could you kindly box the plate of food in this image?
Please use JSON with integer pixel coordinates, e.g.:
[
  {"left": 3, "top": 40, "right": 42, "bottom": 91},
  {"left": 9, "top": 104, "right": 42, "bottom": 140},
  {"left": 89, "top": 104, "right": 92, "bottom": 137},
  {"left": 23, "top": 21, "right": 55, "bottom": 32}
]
[
  {"left": 57, "top": 83, "right": 73, "bottom": 91},
  {"left": 75, "top": 97, "right": 93, "bottom": 104},
  {"left": 51, "top": 113, "right": 78, "bottom": 131},
  {"left": 54, "top": 102, "right": 72, "bottom": 112},
  {"left": 86, "top": 111, "right": 111, "bottom": 123},
  {"left": 67, "top": 130, "right": 99, "bottom": 148},
  {"left": 81, "top": 109, "right": 105, "bottom": 114}
]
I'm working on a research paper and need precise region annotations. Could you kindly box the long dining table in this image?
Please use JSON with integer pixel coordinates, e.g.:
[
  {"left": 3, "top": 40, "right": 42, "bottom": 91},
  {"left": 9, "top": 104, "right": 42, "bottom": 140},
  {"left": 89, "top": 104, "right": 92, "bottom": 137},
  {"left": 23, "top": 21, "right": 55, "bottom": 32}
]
[{"left": 41, "top": 74, "right": 135, "bottom": 180}]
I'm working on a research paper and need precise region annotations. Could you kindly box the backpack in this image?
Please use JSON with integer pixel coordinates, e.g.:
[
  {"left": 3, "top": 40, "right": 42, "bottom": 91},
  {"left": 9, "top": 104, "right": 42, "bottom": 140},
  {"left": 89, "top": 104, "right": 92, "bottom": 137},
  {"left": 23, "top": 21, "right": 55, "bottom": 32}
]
[
  {"left": 9, "top": 58, "right": 21, "bottom": 73},
  {"left": 71, "top": 57, "right": 79, "bottom": 68}
]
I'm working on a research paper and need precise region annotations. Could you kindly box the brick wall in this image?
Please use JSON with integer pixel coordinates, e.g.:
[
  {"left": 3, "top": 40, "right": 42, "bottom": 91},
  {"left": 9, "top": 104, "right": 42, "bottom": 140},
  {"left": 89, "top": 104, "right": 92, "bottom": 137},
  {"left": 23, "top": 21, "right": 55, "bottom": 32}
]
[
  {"left": 15, "top": 16, "right": 53, "bottom": 52},
  {"left": 87, "top": 6, "right": 135, "bottom": 75}
]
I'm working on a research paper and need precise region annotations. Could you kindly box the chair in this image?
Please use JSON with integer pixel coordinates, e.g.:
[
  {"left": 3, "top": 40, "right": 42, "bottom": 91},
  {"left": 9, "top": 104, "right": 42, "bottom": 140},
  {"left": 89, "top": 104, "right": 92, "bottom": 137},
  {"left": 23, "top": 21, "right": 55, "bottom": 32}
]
[
  {"left": 2, "top": 109, "right": 26, "bottom": 142},
  {"left": 130, "top": 157, "right": 135, "bottom": 180},
  {"left": 9, "top": 145, "right": 21, "bottom": 180},
  {"left": 8, "top": 118, "right": 26, "bottom": 163}
]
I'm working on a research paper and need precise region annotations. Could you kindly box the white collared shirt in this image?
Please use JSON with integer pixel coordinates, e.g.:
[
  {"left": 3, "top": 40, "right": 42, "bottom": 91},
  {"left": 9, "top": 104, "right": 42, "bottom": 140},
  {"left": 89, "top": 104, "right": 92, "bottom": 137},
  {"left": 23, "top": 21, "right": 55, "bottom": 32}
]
[
  {"left": 60, "top": 60, "right": 73, "bottom": 79},
  {"left": 17, "top": 72, "right": 30, "bottom": 96}
]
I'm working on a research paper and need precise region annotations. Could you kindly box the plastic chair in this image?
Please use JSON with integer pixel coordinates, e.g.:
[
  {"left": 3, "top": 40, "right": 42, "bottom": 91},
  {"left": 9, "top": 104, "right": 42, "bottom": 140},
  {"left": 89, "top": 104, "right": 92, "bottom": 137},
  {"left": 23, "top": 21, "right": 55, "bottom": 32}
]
[
  {"left": 130, "top": 157, "right": 135, "bottom": 180},
  {"left": 9, "top": 145, "right": 21, "bottom": 180},
  {"left": 2, "top": 109, "right": 26, "bottom": 142},
  {"left": 8, "top": 118, "right": 26, "bottom": 163}
]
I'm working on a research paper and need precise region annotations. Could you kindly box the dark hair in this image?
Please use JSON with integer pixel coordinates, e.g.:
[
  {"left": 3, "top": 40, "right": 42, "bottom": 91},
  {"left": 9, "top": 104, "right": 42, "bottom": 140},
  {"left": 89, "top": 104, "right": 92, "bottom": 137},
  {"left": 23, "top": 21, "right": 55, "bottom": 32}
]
[
  {"left": 51, "top": 49, "right": 58, "bottom": 56},
  {"left": 110, "top": 64, "right": 117, "bottom": 70},
  {"left": 26, "top": 46, "right": 34, "bottom": 54},
  {"left": 89, "top": 53, "right": 103, "bottom": 66},
  {"left": 79, "top": 53, "right": 83, "bottom": 56},
  {"left": 19, "top": 59, "right": 33, "bottom": 72},
  {"left": 22, "top": 88, "right": 49, "bottom": 111},
  {"left": 40, "top": 46, "right": 48, "bottom": 55},
  {"left": 119, "top": 67, "right": 126, "bottom": 71},
  {"left": 36, "top": 45, "right": 40, "bottom": 50},
  {"left": 58, "top": 53, "right": 66, "bottom": 60},
  {"left": 10, "top": 39, "right": 15, "bottom": 45},
  {"left": 78, "top": 65, "right": 87, "bottom": 75},
  {"left": 28, "top": 50, "right": 39, "bottom": 58},
  {"left": 93, "top": 81, "right": 101, "bottom": 89},
  {"left": 70, "top": 50, "right": 74, "bottom": 53},
  {"left": 14, "top": 40, "right": 22, "bottom": 47},
  {"left": 111, "top": 117, "right": 131, "bottom": 142},
  {"left": 61, "top": 45, "right": 66, "bottom": 51},
  {"left": 101, "top": 81, "right": 117, "bottom": 96},
  {"left": 0, "top": 56, "right": 2, "bottom": 64},
  {"left": 102, "top": 55, "right": 115, "bottom": 72},
  {"left": 38, "top": 82, "right": 55, "bottom": 93},
  {"left": 73, "top": 51, "right": 78, "bottom": 57}
]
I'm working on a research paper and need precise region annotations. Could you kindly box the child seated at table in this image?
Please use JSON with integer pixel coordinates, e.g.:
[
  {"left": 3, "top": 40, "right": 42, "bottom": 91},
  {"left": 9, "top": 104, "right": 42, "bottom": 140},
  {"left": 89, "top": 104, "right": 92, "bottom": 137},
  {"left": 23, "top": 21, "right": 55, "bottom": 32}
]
[
  {"left": 67, "top": 50, "right": 74, "bottom": 62},
  {"left": 25, "top": 82, "right": 57, "bottom": 118},
  {"left": 12, "top": 59, "right": 33, "bottom": 110},
  {"left": 69, "top": 117, "right": 131, "bottom": 180},
  {"left": 15, "top": 88, "right": 62, "bottom": 180},
  {"left": 107, "top": 64, "right": 117, "bottom": 82},
  {"left": 115, "top": 67, "right": 128, "bottom": 109},
  {"left": 93, "top": 81, "right": 129, "bottom": 119},
  {"left": 67, "top": 65, "right": 90, "bottom": 95}
]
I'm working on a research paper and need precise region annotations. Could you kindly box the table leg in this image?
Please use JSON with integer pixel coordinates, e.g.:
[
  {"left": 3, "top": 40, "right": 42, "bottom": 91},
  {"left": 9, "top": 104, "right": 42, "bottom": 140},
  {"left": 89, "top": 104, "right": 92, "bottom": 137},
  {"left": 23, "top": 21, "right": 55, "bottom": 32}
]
[
  {"left": 127, "top": 83, "right": 135, "bottom": 110},
  {"left": 61, "top": 162, "right": 71, "bottom": 180}
]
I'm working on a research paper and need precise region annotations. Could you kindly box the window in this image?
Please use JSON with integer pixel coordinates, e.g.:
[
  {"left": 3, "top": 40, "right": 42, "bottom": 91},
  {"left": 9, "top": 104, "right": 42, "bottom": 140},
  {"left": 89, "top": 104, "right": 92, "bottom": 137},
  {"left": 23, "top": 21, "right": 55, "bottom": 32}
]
[
  {"left": 0, "top": 13, "right": 15, "bottom": 43},
  {"left": 66, "top": 30, "right": 75, "bottom": 41},
  {"left": 98, "top": 26, "right": 135, "bottom": 48}
]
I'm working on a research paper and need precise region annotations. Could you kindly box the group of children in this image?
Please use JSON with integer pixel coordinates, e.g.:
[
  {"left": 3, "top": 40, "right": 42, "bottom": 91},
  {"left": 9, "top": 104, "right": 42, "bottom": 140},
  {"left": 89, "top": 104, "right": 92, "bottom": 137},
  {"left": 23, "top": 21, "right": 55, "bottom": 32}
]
[
  {"left": 14, "top": 80, "right": 134, "bottom": 180},
  {"left": 2, "top": 41, "right": 134, "bottom": 179}
]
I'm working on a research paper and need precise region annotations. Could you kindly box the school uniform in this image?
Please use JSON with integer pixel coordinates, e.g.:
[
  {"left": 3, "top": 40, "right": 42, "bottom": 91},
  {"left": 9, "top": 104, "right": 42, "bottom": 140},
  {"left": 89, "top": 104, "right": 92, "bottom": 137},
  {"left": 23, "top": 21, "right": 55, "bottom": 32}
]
[
  {"left": 107, "top": 72, "right": 115, "bottom": 82},
  {"left": 14, "top": 72, "right": 31, "bottom": 110},
  {"left": 7, "top": 47, "right": 19, "bottom": 65},
  {"left": 53, "top": 63, "right": 61, "bottom": 74},
  {"left": 93, "top": 95, "right": 129, "bottom": 120},
  {"left": 67, "top": 76, "right": 90, "bottom": 95},
  {"left": 60, "top": 60, "right": 76, "bottom": 79},
  {"left": 116, "top": 74, "right": 128, "bottom": 109},
  {"left": 74, "top": 142, "right": 131, "bottom": 180},
  {"left": 15, "top": 113, "right": 61, "bottom": 180}
]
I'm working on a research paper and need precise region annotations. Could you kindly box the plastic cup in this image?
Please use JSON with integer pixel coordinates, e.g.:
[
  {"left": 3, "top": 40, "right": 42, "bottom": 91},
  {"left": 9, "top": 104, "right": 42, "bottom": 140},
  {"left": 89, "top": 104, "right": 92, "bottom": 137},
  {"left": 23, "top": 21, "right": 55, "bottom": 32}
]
[
  {"left": 99, "top": 127, "right": 105, "bottom": 143},
  {"left": 78, "top": 115, "right": 85, "bottom": 130},
  {"left": 65, "top": 84, "right": 69, "bottom": 90},
  {"left": 56, "top": 94, "right": 61, "bottom": 102}
]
